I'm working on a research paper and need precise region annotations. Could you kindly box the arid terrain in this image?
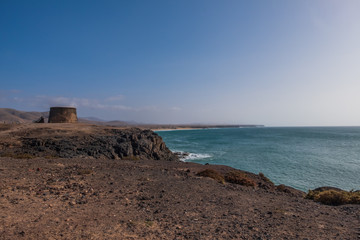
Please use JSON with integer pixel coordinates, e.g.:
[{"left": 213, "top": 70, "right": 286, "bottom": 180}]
[
  {"left": 0, "top": 108, "right": 262, "bottom": 130},
  {"left": 0, "top": 123, "right": 359, "bottom": 239}
]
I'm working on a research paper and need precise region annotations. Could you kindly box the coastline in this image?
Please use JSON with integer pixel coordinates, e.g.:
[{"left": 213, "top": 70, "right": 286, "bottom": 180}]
[
  {"left": 152, "top": 127, "right": 202, "bottom": 131},
  {"left": 151, "top": 124, "right": 263, "bottom": 131},
  {"left": 156, "top": 126, "right": 360, "bottom": 192},
  {"left": 0, "top": 123, "right": 359, "bottom": 239}
]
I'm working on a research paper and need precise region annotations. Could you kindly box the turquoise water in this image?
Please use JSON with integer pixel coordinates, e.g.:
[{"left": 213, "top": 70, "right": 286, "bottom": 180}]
[{"left": 157, "top": 127, "right": 360, "bottom": 192}]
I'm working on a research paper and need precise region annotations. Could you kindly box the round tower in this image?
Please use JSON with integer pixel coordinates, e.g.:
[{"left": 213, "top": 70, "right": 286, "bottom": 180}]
[{"left": 48, "top": 107, "right": 78, "bottom": 123}]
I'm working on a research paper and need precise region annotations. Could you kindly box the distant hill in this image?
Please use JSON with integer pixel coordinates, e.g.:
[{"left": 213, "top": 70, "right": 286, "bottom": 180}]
[
  {"left": 104, "top": 120, "right": 138, "bottom": 126},
  {"left": 0, "top": 108, "right": 132, "bottom": 125},
  {"left": 0, "top": 108, "right": 48, "bottom": 123},
  {"left": 0, "top": 108, "right": 263, "bottom": 129},
  {"left": 80, "top": 116, "right": 105, "bottom": 122}
]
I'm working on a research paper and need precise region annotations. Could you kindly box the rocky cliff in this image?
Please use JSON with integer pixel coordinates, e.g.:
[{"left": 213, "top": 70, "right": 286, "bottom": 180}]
[{"left": 0, "top": 124, "right": 178, "bottom": 161}]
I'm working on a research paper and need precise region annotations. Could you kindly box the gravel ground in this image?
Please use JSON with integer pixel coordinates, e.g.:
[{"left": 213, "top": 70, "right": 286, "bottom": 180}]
[
  {"left": 0, "top": 123, "right": 359, "bottom": 239},
  {"left": 0, "top": 157, "right": 359, "bottom": 240}
]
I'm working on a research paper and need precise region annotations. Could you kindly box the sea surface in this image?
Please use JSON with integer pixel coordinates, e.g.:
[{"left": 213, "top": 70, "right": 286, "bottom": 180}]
[{"left": 156, "top": 127, "right": 360, "bottom": 192}]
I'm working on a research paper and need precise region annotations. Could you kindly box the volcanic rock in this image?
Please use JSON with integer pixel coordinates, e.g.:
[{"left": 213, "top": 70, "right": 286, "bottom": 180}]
[{"left": 0, "top": 124, "right": 178, "bottom": 161}]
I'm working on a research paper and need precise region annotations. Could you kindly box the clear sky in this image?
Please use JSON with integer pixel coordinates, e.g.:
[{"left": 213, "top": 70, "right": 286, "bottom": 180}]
[{"left": 1, "top": 0, "right": 360, "bottom": 126}]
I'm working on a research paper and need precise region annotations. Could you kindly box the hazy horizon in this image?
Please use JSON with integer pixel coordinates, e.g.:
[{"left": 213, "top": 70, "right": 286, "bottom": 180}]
[{"left": 1, "top": 0, "right": 360, "bottom": 126}]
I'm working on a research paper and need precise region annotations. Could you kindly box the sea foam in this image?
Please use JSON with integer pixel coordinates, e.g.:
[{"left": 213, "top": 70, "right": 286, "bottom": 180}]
[
  {"left": 173, "top": 150, "right": 211, "bottom": 161},
  {"left": 159, "top": 127, "right": 360, "bottom": 191}
]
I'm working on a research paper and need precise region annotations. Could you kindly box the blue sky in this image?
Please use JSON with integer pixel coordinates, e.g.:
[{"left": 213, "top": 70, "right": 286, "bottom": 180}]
[{"left": 1, "top": 0, "right": 360, "bottom": 126}]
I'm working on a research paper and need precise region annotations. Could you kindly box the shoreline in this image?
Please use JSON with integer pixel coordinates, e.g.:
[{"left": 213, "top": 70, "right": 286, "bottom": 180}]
[
  {"left": 155, "top": 126, "right": 359, "bottom": 192},
  {"left": 152, "top": 127, "right": 203, "bottom": 131},
  {"left": 151, "top": 125, "right": 263, "bottom": 131},
  {"left": 0, "top": 123, "right": 359, "bottom": 239}
]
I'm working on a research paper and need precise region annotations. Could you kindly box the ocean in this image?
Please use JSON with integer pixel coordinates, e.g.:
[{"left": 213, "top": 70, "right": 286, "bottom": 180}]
[{"left": 156, "top": 127, "right": 360, "bottom": 192}]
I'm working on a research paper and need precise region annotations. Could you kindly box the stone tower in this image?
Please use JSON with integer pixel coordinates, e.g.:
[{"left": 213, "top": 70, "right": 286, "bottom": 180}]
[{"left": 48, "top": 107, "right": 78, "bottom": 123}]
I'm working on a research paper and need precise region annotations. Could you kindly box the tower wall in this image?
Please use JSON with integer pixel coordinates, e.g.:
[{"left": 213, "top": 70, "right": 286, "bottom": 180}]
[{"left": 48, "top": 107, "right": 78, "bottom": 123}]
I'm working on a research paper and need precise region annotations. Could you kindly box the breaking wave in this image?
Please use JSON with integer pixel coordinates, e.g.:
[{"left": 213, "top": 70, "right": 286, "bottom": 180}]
[{"left": 173, "top": 150, "right": 212, "bottom": 161}]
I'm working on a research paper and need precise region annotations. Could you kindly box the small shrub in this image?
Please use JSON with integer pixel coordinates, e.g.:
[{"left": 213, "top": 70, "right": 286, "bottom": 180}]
[
  {"left": 259, "top": 172, "right": 273, "bottom": 184},
  {"left": 77, "top": 169, "right": 94, "bottom": 175},
  {"left": 225, "top": 171, "right": 256, "bottom": 187},
  {"left": 305, "top": 190, "right": 316, "bottom": 200},
  {"left": 276, "top": 184, "right": 291, "bottom": 193},
  {"left": 306, "top": 189, "right": 360, "bottom": 206},
  {"left": 144, "top": 220, "right": 154, "bottom": 227},
  {"left": 197, "top": 169, "right": 225, "bottom": 184},
  {"left": 315, "top": 190, "right": 349, "bottom": 206},
  {"left": 349, "top": 191, "right": 360, "bottom": 204}
]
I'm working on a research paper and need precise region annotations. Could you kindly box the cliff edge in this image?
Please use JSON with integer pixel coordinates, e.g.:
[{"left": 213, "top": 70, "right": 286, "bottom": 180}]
[{"left": 0, "top": 123, "right": 178, "bottom": 161}]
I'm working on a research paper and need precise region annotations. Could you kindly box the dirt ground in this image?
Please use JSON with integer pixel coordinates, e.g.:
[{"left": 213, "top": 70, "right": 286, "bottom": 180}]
[
  {"left": 0, "top": 157, "right": 359, "bottom": 240},
  {"left": 0, "top": 123, "right": 359, "bottom": 239}
]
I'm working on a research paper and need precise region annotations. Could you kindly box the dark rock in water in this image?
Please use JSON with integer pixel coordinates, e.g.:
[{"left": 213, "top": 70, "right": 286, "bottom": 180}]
[{"left": 13, "top": 128, "right": 178, "bottom": 161}]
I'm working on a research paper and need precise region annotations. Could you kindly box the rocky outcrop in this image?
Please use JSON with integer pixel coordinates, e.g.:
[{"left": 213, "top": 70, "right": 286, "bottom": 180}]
[{"left": 1, "top": 125, "right": 178, "bottom": 161}]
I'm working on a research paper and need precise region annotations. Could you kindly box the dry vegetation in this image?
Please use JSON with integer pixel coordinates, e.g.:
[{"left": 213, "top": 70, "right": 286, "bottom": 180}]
[
  {"left": 197, "top": 168, "right": 360, "bottom": 206},
  {"left": 306, "top": 189, "right": 360, "bottom": 206},
  {"left": 276, "top": 184, "right": 291, "bottom": 193},
  {"left": 225, "top": 171, "right": 257, "bottom": 187},
  {"left": 77, "top": 169, "right": 94, "bottom": 175},
  {"left": 258, "top": 172, "right": 273, "bottom": 184},
  {"left": 196, "top": 169, "right": 225, "bottom": 184},
  {"left": 197, "top": 169, "right": 257, "bottom": 187}
]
